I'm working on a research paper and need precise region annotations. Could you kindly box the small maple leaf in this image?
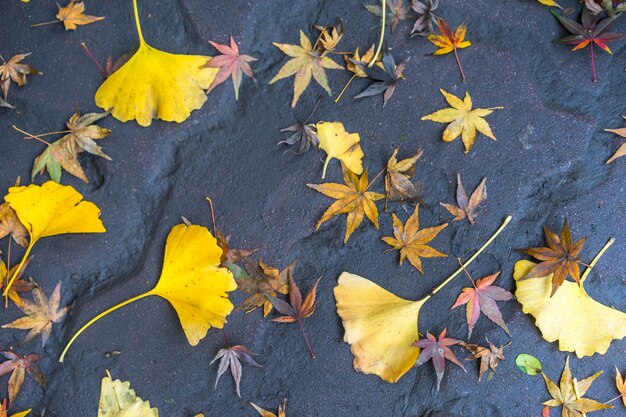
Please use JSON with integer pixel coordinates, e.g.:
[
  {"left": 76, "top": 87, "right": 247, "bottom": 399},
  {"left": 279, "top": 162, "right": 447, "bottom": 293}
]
[
  {"left": 215, "top": 231, "right": 257, "bottom": 267},
  {"left": 461, "top": 340, "right": 508, "bottom": 382},
  {"left": 0, "top": 203, "right": 28, "bottom": 248},
  {"left": 414, "top": 328, "right": 466, "bottom": 391},
  {"left": 542, "top": 357, "right": 612, "bottom": 417},
  {"left": 384, "top": 148, "right": 423, "bottom": 207},
  {"left": 251, "top": 399, "right": 287, "bottom": 417},
  {"left": 451, "top": 271, "right": 513, "bottom": 338},
  {"left": 56, "top": 0, "right": 105, "bottom": 31},
  {"left": 345, "top": 45, "right": 378, "bottom": 78},
  {"left": 211, "top": 344, "right": 261, "bottom": 397},
  {"left": 30, "top": 111, "right": 112, "bottom": 184},
  {"left": 605, "top": 117, "right": 626, "bottom": 164},
  {"left": 269, "top": 275, "right": 321, "bottom": 358},
  {"left": 237, "top": 259, "right": 293, "bottom": 317},
  {"left": 314, "top": 22, "right": 345, "bottom": 54},
  {"left": 615, "top": 367, "right": 626, "bottom": 408},
  {"left": 551, "top": 9, "right": 626, "bottom": 82},
  {"left": 270, "top": 30, "right": 343, "bottom": 107},
  {"left": 411, "top": 0, "right": 439, "bottom": 36},
  {"left": 3, "top": 281, "right": 69, "bottom": 346},
  {"left": 428, "top": 18, "right": 471, "bottom": 82},
  {"left": 307, "top": 166, "right": 384, "bottom": 243},
  {"left": 0, "top": 351, "right": 45, "bottom": 404},
  {"left": 0, "top": 257, "right": 33, "bottom": 307},
  {"left": 365, "top": 0, "right": 412, "bottom": 33},
  {"left": 354, "top": 52, "right": 408, "bottom": 107},
  {"left": 0, "top": 53, "right": 41, "bottom": 101},
  {"left": 440, "top": 174, "right": 487, "bottom": 224},
  {"left": 381, "top": 204, "right": 447, "bottom": 274},
  {"left": 519, "top": 219, "right": 587, "bottom": 297},
  {"left": 422, "top": 89, "right": 502, "bottom": 153},
  {"left": 204, "top": 37, "right": 256, "bottom": 101},
  {"left": 278, "top": 99, "right": 321, "bottom": 155}
]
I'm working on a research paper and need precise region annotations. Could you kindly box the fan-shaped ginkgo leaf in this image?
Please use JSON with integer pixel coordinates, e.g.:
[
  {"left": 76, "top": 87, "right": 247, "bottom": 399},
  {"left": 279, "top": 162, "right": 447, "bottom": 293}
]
[
  {"left": 59, "top": 223, "right": 237, "bottom": 362},
  {"left": 98, "top": 373, "right": 158, "bottom": 417},
  {"left": 316, "top": 122, "right": 364, "bottom": 178},
  {"left": 513, "top": 260, "right": 626, "bottom": 357},
  {"left": 94, "top": 0, "right": 218, "bottom": 126}
]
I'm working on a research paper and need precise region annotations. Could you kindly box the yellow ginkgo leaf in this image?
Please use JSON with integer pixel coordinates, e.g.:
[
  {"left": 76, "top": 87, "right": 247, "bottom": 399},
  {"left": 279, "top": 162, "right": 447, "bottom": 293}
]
[
  {"left": 3, "top": 181, "right": 105, "bottom": 299},
  {"left": 59, "top": 223, "right": 237, "bottom": 362},
  {"left": 94, "top": 0, "right": 218, "bottom": 127},
  {"left": 98, "top": 373, "right": 158, "bottom": 417},
  {"left": 316, "top": 121, "right": 364, "bottom": 178},
  {"left": 514, "top": 259, "right": 626, "bottom": 357},
  {"left": 335, "top": 272, "right": 425, "bottom": 382}
]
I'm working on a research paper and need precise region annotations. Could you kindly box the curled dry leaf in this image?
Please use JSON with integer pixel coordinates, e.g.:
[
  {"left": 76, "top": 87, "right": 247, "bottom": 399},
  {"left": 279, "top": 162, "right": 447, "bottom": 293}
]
[
  {"left": 353, "top": 53, "right": 407, "bottom": 108},
  {"left": 278, "top": 100, "right": 320, "bottom": 155},
  {"left": 215, "top": 231, "right": 258, "bottom": 266},
  {"left": 414, "top": 328, "right": 466, "bottom": 391},
  {"left": 211, "top": 345, "right": 261, "bottom": 397},
  {"left": 237, "top": 259, "right": 293, "bottom": 317},
  {"left": 251, "top": 399, "right": 287, "bottom": 417},
  {"left": 0, "top": 53, "right": 41, "bottom": 101},
  {"left": 365, "top": 0, "right": 412, "bottom": 33},
  {"left": 204, "top": 37, "right": 256, "bottom": 101},
  {"left": 316, "top": 121, "right": 364, "bottom": 178},
  {"left": 314, "top": 22, "right": 344, "bottom": 54},
  {"left": 440, "top": 174, "right": 486, "bottom": 224},
  {"left": 0, "top": 203, "right": 28, "bottom": 248},
  {"left": 411, "top": 0, "right": 439, "bottom": 36},
  {"left": 385, "top": 148, "right": 423, "bottom": 205},
  {"left": 605, "top": 117, "right": 626, "bottom": 164},
  {"left": 461, "top": 340, "right": 508, "bottom": 382},
  {"left": 428, "top": 18, "right": 471, "bottom": 81},
  {"left": 0, "top": 351, "right": 45, "bottom": 404},
  {"left": 98, "top": 373, "right": 158, "bottom": 417},
  {"left": 56, "top": 1, "right": 105, "bottom": 31}
]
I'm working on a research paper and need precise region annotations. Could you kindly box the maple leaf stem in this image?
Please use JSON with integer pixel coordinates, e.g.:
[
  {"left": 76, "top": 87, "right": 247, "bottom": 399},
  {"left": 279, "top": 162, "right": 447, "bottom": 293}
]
[
  {"left": 334, "top": 74, "right": 358, "bottom": 103},
  {"left": 304, "top": 96, "right": 322, "bottom": 124},
  {"left": 3, "top": 240, "right": 34, "bottom": 307},
  {"left": 456, "top": 258, "right": 477, "bottom": 288},
  {"left": 369, "top": 0, "right": 387, "bottom": 68},
  {"left": 365, "top": 167, "right": 387, "bottom": 192},
  {"left": 59, "top": 292, "right": 153, "bottom": 363},
  {"left": 205, "top": 196, "right": 218, "bottom": 236},
  {"left": 454, "top": 47, "right": 466, "bottom": 83},
  {"left": 297, "top": 317, "right": 316, "bottom": 359},
  {"left": 81, "top": 42, "right": 108, "bottom": 77},
  {"left": 222, "top": 328, "right": 230, "bottom": 347},
  {"left": 604, "top": 393, "right": 626, "bottom": 404},
  {"left": 30, "top": 20, "right": 59, "bottom": 27},
  {"left": 590, "top": 42, "right": 597, "bottom": 83},
  {"left": 423, "top": 215, "right": 512, "bottom": 302},
  {"left": 11, "top": 125, "right": 59, "bottom": 147},
  {"left": 580, "top": 237, "right": 614, "bottom": 284}
]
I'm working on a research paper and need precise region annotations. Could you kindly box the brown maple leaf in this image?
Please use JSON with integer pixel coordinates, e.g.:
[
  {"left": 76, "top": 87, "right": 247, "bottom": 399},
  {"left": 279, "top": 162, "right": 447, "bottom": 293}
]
[
  {"left": 3, "top": 281, "right": 68, "bottom": 347},
  {"left": 366, "top": 0, "right": 413, "bottom": 33},
  {"left": 56, "top": 1, "right": 105, "bottom": 31},
  {"left": 414, "top": 328, "right": 465, "bottom": 391},
  {"left": 381, "top": 204, "right": 447, "bottom": 274},
  {"left": 215, "top": 231, "right": 258, "bottom": 266},
  {"left": 277, "top": 98, "right": 321, "bottom": 155},
  {"left": 0, "top": 53, "right": 41, "bottom": 101},
  {"left": 204, "top": 37, "right": 256, "bottom": 100},
  {"left": 236, "top": 259, "right": 294, "bottom": 317},
  {"left": 0, "top": 204, "right": 28, "bottom": 248},
  {"left": 314, "top": 22, "right": 345, "bottom": 54},
  {"left": 519, "top": 219, "right": 587, "bottom": 297},
  {"left": 269, "top": 274, "right": 321, "bottom": 358},
  {"left": 385, "top": 148, "right": 423, "bottom": 208},
  {"left": 440, "top": 174, "right": 486, "bottom": 224},
  {"left": 251, "top": 399, "right": 287, "bottom": 417},
  {"left": 0, "top": 351, "right": 45, "bottom": 404},
  {"left": 0, "top": 257, "right": 33, "bottom": 307},
  {"left": 461, "top": 340, "right": 508, "bottom": 382},
  {"left": 211, "top": 344, "right": 261, "bottom": 398},
  {"left": 605, "top": 119, "right": 626, "bottom": 164},
  {"left": 615, "top": 367, "right": 626, "bottom": 408}
]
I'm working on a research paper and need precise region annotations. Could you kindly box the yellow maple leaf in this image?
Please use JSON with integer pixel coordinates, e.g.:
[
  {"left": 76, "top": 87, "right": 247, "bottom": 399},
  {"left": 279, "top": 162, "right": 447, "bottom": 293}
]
[
  {"left": 3, "top": 181, "right": 105, "bottom": 299},
  {"left": 98, "top": 373, "right": 158, "bottom": 417},
  {"left": 56, "top": 1, "right": 105, "bottom": 31},
  {"left": 94, "top": 0, "right": 218, "bottom": 126},
  {"left": 316, "top": 121, "right": 364, "bottom": 178},
  {"left": 514, "top": 259, "right": 626, "bottom": 357},
  {"left": 428, "top": 18, "right": 471, "bottom": 81},
  {"left": 421, "top": 89, "right": 502, "bottom": 153},
  {"left": 536, "top": 0, "right": 562, "bottom": 8},
  {"left": 60, "top": 223, "right": 237, "bottom": 362}
]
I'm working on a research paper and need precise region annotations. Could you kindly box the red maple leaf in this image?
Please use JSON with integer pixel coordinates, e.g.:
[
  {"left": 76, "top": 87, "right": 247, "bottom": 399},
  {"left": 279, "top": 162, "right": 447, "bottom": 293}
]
[
  {"left": 414, "top": 328, "right": 465, "bottom": 391},
  {"left": 204, "top": 36, "right": 257, "bottom": 100}
]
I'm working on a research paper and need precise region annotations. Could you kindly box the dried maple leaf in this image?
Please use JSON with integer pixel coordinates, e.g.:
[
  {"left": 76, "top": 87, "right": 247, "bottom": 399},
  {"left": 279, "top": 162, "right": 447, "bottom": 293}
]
[
  {"left": 519, "top": 219, "right": 586, "bottom": 296},
  {"left": 251, "top": 399, "right": 287, "bottom": 417},
  {"left": 0, "top": 257, "right": 33, "bottom": 307},
  {"left": 0, "top": 351, "right": 45, "bottom": 404},
  {"left": 345, "top": 45, "right": 377, "bottom": 78},
  {"left": 3, "top": 281, "right": 68, "bottom": 346},
  {"left": 204, "top": 37, "right": 256, "bottom": 100},
  {"left": 278, "top": 99, "right": 320, "bottom": 154},
  {"left": 615, "top": 367, "right": 626, "bottom": 408},
  {"left": 0, "top": 399, "right": 30, "bottom": 417},
  {"left": 461, "top": 340, "right": 507, "bottom": 382},
  {"left": 551, "top": 8, "right": 626, "bottom": 82},
  {"left": 98, "top": 372, "right": 158, "bottom": 416},
  {"left": 314, "top": 22, "right": 344, "bottom": 54},
  {"left": 605, "top": 117, "right": 626, "bottom": 163},
  {"left": 29, "top": 111, "right": 112, "bottom": 184},
  {"left": 215, "top": 231, "right": 257, "bottom": 266},
  {"left": 542, "top": 357, "right": 612, "bottom": 417},
  {"left": 307, "top": 166, "right": 384, "bottom": 243},
  {"left": 414, "top": 328, "right": 465, "bottom": 391},
  {"left": 365, "top": 0, "right": 412, "bottom": 33},
  {"left": 270, "top": 275, "right": 321, "bottom": 358},
  {"left": 211, "top": 345, "right": 261, "bottom": 397},
  {"left": 316, "top": 121, "right": 364, "bottom": 178},
  {"left": 422, "top": 89, "right": 502, "bottom": 153},
  {"left": 381, "top": 204, "right": 447, "bottom": 274},
  {"left": 0, "top": 204, "right": 28, "bottom": 248},
  {"left": 0, "top": 97, "right": 14, "bottom": 109},
  {"left": 428, "top": 18, "right": 471, "bottom": 81},
  {"left": 354, "top": 52, "right": 407, "bottom": 107},
  {"left": 411, "top": 0, "right": 439, "bottom": 36},
  {"left": 56, "top": 1, "right": 105, "bottom": 30},
  {"left": 0, "top": 53, "right": 41, "bottom": 101},
  {"left": 385, "top": 148, "right": 423, "bottom": 206},
  {"left": 270, "top": 30, "right": 343, "bottom": 107},
  {"left": 440, "top": 174, "right": 486, "bottom": 224},
  {"left": 236, "top": 259, "right": 293, "bottom": 317}
]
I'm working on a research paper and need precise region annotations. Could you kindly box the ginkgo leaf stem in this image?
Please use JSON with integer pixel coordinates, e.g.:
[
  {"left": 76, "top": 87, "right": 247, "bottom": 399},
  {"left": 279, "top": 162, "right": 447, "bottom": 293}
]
[
  {"left": 335, "top": 74, "right": 357, "bottom": 103},
  {"left": 81, "top": 42, "right": 107, "bottom": 77},
  {"left": 454, "top": 47, "right": 466, "bottom": 83},
  {"left": 31, "top": 20, "right": 59, "bottom": 27},
  {"left": 297, "top": 317, "right": 316, "bottom": 359},
  {"left": 590, "top": 42, "right": 597, "bottom": 83},
  {"left": 580, "top": 237, "right": 614, "bottom": 284},
  {"left": 59, "top": 291, "right": 153, "bottom": 362},
  {"left": 369, "top": 0, "right": 386, "bottom": 68},
  {"left": 422, "top": 215, "right": 512, "bottom": 303},
  {"left": 133, "top": 0, "right": 145, "bottom": 44},
  {"left": 322, "top": 157, "right": 332, "bottom": 179},
  {"left": 3, "top": 241, "right": 35, "bottom": 306}
]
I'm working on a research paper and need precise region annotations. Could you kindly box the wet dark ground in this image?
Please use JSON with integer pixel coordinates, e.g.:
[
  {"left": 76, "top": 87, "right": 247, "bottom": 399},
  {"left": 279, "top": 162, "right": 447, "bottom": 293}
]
[{"left": 1, "top": 0, "right": 625, "bottom": 415}]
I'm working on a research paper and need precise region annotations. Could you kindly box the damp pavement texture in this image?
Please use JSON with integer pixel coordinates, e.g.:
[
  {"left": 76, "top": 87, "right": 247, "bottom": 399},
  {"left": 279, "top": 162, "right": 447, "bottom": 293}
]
[{"left": 1, "top": 0, "right": 626, "bottom": 415}]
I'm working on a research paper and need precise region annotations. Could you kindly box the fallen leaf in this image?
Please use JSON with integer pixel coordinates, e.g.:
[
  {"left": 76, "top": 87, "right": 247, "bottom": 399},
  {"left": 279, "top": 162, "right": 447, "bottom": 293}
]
[
  {"left": 542, "top": 357, "right": 612, "bottom": 417},
  {"left": 461, "top": 340, "right": 507, "bottom": 381},
  {"left": 316, "top": 121, "right": 364, "bottom": 178},
  {"left": 605, "top": 117, "right": 626, "bottom": 163},
  {"left": 537, "top": 0, "right": 562, "bottom": 7},
  {"left": 428, "top": 18, "right": 471, "bottom": 81},
  {"left": 515, "top": 353, "right": 543, "bottom": 376},
  {"left": 365, "top": 0, "right": 412, "bottom": 33},
  {"left": 518, "top": 219, "right": 586, "bottom": 296},
  {"left": 236, "top": 259, "right": 293, "bottom": 317},
  {"left": 0, "top": 203, "right": 28, "bottom": 247},
  {"left": 354, "top": 52, "right": 407, "bottom": 107},
  {"left": 307, "top": 166, "right": 384, "bottom": 243},
  {"left": 615, "top": 367, "right": 626, "bottom": 408},
  {"left": 251, "top": 399, "right": 287, "bottom": 417},
  {"left": 414, "top": 328, "right": 466, "bottom": 391},
  {"left": 514, "top": 259, "right": 626, "bottom": 357},
  {"left": 384, "top": 148, "right": 423, "bottom": 205},
  {"left": 95, "top": 0, "right": 218, "bottom": 126},
  {"left": 215, "top": 231, "right": 257, "bottom": 265},
  {"left": 270, "top": 30, "right": 343, "bottom": 107},
  {"left": 411, "top": 0, "right": 439, "bottom": 36},
  {"left": 0, "top": 53, "right": 41, "bottom": 101},
  {"left": 211, "top": 345, "right": 261, "bottom": 397},
  {"left": 440, "top": 174, "right": 486, "bottom": 224},
  {"left": 422, "top": 89, "right": 502, "bottom": 153},
  {"left": 0, "top": 399, "right": 30, "bottom": 417},
  {"left": 345, "top": 45, "right": 377, "bottom": 78},
  {"left": 3, "top": 281, "right": 68, "bottom": 346},
  {"left": 56, "top": 0, "right": 105, "bottom": 30},
  {"left": 0, "top": 351, "right": 44, "bottom": 404},
  {"left": 0, "top": 97, "right": 14, "bottom": 109},
  {"left": 0, "top": 257, "right": 33, "bottom": 307},
  {"left": 204, "top": 37, "right": 256, "bottom": 100},
  {"left": 314, "top": 22, "right": 344, "bottom": 53},
  {"left": 542, "top": 405, "right": 551, "bottom": 417},
  {"left": 98, "top": 373, "right": 158, "bottom": 417},
  {"left": 381, "top": 204, "right": 447, "bottom": 274},
  {"left": 451, "top": 271, "right": 513, "bottom": 338},
  {"left": 277, "top": 100, "right": 320, "bottom": 154}
]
